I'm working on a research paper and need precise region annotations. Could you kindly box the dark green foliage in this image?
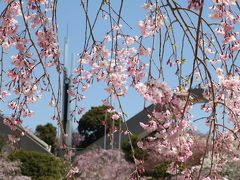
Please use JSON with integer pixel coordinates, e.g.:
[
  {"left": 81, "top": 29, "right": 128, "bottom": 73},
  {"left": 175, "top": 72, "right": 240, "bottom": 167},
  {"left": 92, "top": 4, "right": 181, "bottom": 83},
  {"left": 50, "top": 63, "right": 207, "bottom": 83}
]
[
  {"left": 35, "top": 123, "right": 56, "bottom": 153},
  {"left": 144, "top": 162, "right": 171, "bottom": 178},
  {"left": 121, "top": 135, "right": 148, "bottom": 162},
  {"left": 8, "top": 150, "right": 69, "bottom": 180},
  {"left": 78, "top": 105, "right": 120, "bottom": 148},
  {"left": 0, "top": 135, "right": 6, "bottom": 151}
]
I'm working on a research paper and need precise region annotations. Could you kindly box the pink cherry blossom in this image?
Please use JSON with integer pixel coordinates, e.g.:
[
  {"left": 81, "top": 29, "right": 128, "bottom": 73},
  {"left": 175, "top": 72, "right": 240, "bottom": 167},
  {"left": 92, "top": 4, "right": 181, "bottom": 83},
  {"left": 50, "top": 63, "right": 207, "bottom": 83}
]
[{"left": 111, "top": 114, "right": 120, "bottom": 120}]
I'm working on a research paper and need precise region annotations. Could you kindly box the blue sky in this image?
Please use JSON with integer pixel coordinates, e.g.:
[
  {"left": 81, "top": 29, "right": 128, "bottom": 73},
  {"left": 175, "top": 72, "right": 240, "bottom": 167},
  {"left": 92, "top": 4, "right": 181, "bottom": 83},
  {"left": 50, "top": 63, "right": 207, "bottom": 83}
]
[
  {"left": 56, "top": 0, "right": 155, "bottom": 133},
  {"left": 56, "top": 0, "right": 212, "bottom": 134},
  {"left": 0, "top": 0, "right": 148, "bottom": 132},
  {"left": 0, "top": 1, "right": 216, "bottom": 134}
]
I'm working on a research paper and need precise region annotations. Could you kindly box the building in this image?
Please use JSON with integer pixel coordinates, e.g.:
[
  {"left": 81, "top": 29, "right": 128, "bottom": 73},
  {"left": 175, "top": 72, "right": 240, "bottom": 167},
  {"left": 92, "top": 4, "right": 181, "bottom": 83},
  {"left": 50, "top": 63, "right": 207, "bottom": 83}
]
[
  {"left": 0, "top": 116, "right": 51, "bottom": 154},
  {"left": 80, "top": 88, "right": 206, "bottom": 151}
]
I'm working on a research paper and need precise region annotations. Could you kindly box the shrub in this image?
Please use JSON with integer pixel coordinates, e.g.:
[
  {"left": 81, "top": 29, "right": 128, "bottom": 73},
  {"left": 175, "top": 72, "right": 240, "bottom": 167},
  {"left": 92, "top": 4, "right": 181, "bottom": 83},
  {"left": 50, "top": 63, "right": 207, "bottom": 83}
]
[
  {"left": 0, "top": 135, "right": 6, "bottom": 151},
  {"left": 144, "top": 161, "right": 171, "bottom": 178},
  {"left": 8, "top": 150, "right": 69, "bottom": 180},
  {"left": 0, "top": 155, "right": 31, "bottom": 180},
  {"left": 122, "top": 135, "right": 148, "bottom": 162}
]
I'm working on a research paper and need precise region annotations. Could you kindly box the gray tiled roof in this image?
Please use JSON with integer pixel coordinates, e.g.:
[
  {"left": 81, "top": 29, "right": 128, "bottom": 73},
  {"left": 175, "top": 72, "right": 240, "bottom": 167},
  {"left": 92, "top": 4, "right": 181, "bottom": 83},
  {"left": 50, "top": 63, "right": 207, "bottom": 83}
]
[
  {"left": 81, "top": 88, "right": 206, "bottom": 151},
  {"left": 80, "top": 104, "right": 154, "bottom": 151},
  {"left": 0, "top": 116, "right": 51, "bottom": 154}
]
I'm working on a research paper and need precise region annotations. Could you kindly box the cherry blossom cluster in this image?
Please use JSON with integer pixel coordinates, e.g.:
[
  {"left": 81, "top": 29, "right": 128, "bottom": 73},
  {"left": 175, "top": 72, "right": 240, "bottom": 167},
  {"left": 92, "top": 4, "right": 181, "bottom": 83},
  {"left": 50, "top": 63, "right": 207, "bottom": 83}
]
[
  {"left": 188, "top": 0, "right": 204, "bottom": 10},
  {"left": 1, "top": 1, "right": 60, "bottom": 111},
  {"left": 210, "top": 0, "right": 240, "bottom": 60},
  {"left": 36, "top": 28, "right": 60, "bottom": 59},
  {"left": 211, "top": 73, "right": 240, "bottom": 152},
  {"left": 139, "top": 3, "right": 166, "bottom": 38},
  {"left": 0, "top": 0, "right": 64, "bottom": 143},
  {"left": 71, "top": 33, "right": 148, "bottom": 117},
  {"left": 0, "top": 1, "right": 21, "bottom": 52},
  {"left": 136, "top": 81, "right": 194, "bottom": 169},
  {"left": 181, "top": 147, "right": 240, "bottom": 179},
  {"left": 196, "top": 72, "right": 240, "bottom": 176},
  {"left": 204, "top": 71, "right": 240, "bottom": 122},
  {"left": 73, "top": 148, "right": 135, "bottom": 179}
]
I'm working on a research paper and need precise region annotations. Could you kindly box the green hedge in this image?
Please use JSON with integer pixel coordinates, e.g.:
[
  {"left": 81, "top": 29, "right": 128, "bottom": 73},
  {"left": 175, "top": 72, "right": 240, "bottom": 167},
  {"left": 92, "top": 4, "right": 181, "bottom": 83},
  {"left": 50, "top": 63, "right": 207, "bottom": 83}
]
[
  {"left": 8, "top": 150, "right": 69, "bottom": 180},
  {"left": 144, "top": 161, "right": 171, "bottom": 178},
  {"left": 0, "top": 135, "right": 6, "bottom": 151},
  {"left": 121, "top": 135, "right": 149, "bottom": 162}
]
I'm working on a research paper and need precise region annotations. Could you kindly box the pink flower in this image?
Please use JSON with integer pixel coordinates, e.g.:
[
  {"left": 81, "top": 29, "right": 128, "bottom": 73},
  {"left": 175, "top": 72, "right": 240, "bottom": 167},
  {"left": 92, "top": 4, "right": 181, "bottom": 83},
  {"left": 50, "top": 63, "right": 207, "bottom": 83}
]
[
  {"left": 219, "top": 54, "right": 230, "bottom": 60},
  {"left": 2, "top": 41, "right": 10, "bottom": 52},
  {"left": 202, "top": 177, "right": 211, "bottom": 180},
  {"left": 112, "top": 24, "right": 122, "bottom": 31},
  {"left": 231, "top": 41, "right": 240, "bottom": 51},
  {"left": 112, "top": 113, "right": 120, "bottom": 120},
  {"left": 143, "top": 3, "right": 154, "bottom": 10},
  {"left": 8, "top": 134, "right": 20, "bottom": 144},
  {"left": 139, "top": 46, "right": 151, "bottom": 56},
  {"left": 49, "top": 99, "right": 55, "bottom": 107},
  {"left": 8, "top": 101, "right": 18, "bottom": 110},
  {"left": 213, "top": 0, "right": 236, "bottom": 5},
  {"left": 126, "top": 36, "right": 135, "bottom": 45},
  {"left": 1, "top": 90, "right": 10, "bottom": 98},
  {"left": 67, "top": 90, "right": 75, "bottom": 97},
  {"left": 140, "top": 120, "right": 157, "bottom": 132},
  {"left": 138, "top": 20, "right": 147, "bottom": 37},
  {"left": 16, "top": 38, "right": 27, "bottom": 51},
  {"left": 11, "top": 55, "right": 24, "bottom": 68},
  {"left": 137, "top": 141, "right": 144, "bottom": 149},
  {"left": 22, "top": 109, "right": 35, "bottom": 117},
  {"left": 223, "top": 35, "right": 236, "bottom": 44}
]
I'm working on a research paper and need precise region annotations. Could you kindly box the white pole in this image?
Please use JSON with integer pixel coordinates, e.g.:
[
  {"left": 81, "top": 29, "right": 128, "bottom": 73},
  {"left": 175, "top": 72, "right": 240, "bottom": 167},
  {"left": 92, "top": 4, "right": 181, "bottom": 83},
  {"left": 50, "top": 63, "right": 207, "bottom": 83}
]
[
  {"left": 104, "top": 112, "right": 107, "bottom": 149},
  {"left": 118, "top": 116, "right": 122, "bottom": 150},
  {"left": 112, "top": 119, "right": 115, "bottom": 149}
]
